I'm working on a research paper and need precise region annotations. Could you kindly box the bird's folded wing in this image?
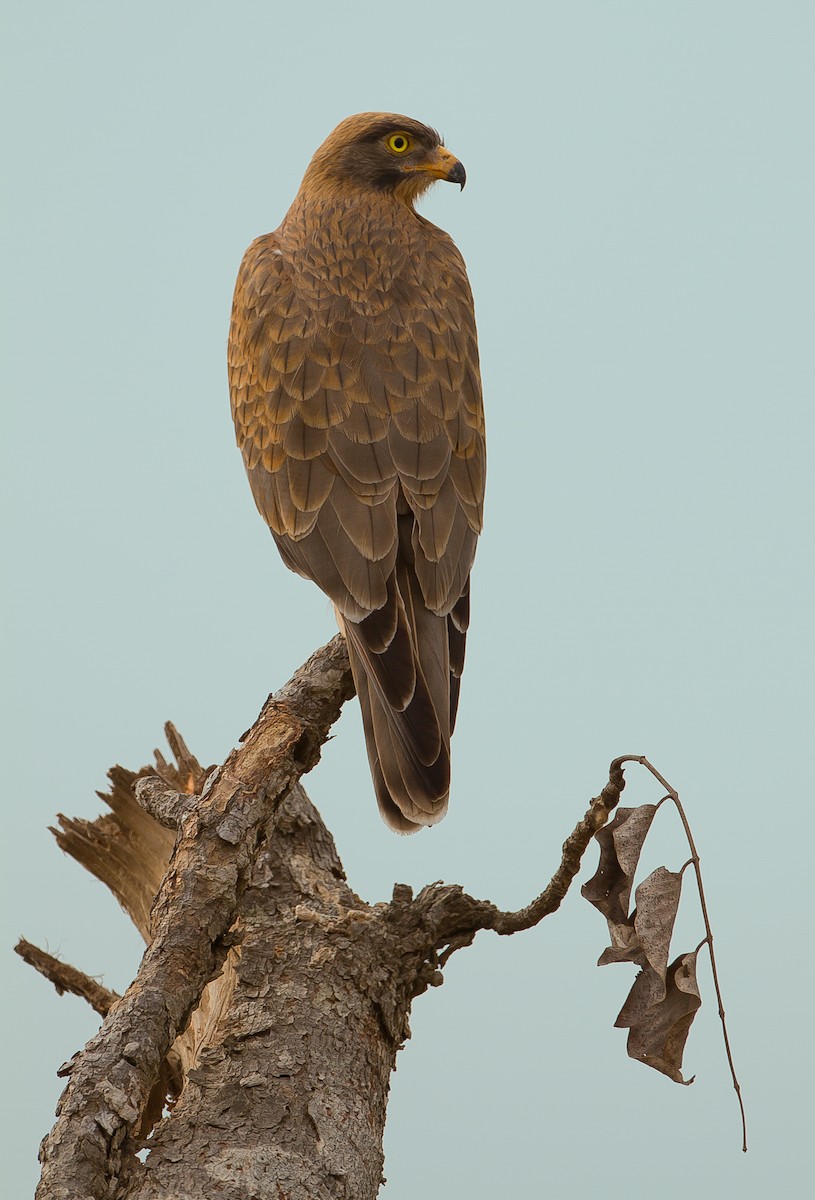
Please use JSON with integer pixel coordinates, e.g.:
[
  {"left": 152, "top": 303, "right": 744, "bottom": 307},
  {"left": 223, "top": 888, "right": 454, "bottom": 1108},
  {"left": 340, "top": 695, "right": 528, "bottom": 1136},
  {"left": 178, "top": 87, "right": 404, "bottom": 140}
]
[{"left": 228, "top": 227, "right": 485, "bottom": 623}]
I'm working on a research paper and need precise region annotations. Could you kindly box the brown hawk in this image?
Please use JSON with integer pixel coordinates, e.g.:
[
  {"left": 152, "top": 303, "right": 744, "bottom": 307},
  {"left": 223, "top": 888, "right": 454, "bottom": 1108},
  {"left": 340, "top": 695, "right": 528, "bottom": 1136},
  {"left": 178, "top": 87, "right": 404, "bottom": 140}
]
[{"left": 228, "top": 113, "right": 485, "bottom": 832}]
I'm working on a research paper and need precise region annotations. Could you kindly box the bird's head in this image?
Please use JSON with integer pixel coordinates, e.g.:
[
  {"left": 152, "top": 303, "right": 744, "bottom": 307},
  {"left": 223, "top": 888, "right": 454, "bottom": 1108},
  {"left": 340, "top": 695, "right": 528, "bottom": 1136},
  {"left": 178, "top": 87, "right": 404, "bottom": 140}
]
[{"left": 300, "top": 112, "right": 466, "bottom": 206}]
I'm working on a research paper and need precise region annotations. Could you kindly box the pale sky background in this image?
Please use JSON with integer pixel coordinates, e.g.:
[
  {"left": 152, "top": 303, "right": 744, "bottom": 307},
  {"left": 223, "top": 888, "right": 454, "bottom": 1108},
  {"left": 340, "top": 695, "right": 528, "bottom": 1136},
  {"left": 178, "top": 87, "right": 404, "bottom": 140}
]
[{"left": 2, "top": 2, "right": 812, "bottom": 1196}]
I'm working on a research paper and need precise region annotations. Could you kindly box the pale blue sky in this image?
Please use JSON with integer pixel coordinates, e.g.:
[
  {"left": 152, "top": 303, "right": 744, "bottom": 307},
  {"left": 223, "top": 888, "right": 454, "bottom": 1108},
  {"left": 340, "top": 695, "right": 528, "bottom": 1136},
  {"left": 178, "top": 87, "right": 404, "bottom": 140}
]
[{"left": 3, "top": 2, "right": 813, "bottom": 1196}]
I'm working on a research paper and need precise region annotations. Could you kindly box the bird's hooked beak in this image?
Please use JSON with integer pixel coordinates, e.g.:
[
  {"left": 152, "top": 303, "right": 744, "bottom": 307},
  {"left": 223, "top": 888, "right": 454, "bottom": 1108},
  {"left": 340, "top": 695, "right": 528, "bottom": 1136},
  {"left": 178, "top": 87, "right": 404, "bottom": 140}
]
[{"left": 404, "top": 145, "right": 466, "bottom": 190}]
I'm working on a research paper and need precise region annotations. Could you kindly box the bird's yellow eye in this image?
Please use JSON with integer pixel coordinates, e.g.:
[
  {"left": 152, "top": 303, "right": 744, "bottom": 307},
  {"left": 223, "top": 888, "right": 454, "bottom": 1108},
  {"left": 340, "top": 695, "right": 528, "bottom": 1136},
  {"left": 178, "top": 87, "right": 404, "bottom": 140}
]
[{"left": 386, "top": 132, "right": 412, "bottom": 154}]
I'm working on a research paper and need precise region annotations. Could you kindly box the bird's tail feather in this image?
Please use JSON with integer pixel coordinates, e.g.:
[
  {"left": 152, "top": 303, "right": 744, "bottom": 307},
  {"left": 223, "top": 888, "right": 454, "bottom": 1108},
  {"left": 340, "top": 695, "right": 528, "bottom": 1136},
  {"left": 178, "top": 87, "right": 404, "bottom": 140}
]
[{"left": 340, "top": 559, "right": 453, "bottom": 833}]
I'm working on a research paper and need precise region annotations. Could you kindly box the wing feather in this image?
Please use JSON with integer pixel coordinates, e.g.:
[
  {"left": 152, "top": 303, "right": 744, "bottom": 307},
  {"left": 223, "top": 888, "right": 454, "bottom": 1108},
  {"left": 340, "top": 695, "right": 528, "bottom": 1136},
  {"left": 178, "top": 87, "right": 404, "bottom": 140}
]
[{"left": 327, "top": 480, "right": 397, "bottom": 560}]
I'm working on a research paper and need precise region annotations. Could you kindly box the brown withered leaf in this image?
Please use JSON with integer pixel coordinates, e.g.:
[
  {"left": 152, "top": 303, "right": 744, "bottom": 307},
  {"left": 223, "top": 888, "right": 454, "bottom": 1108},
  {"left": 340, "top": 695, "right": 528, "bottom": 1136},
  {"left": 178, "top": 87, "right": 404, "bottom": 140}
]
[
  {"left": 597, "top": 919, "right": 646, "bottom": 968},
  {"left": 596, "top": 864, "right": 682, "bottom": 973},
  {"left": 615, "top": 950, "right": 701, "bottom": 1084},
  {"left": 615, "top": 963, "right": 666, "bottom": 1025},
  {"left": 581, "top": 805, "right": 658, "bottom": 924},
  {"left": 633, "top": 867, "right": 683, "bottom": 982}
]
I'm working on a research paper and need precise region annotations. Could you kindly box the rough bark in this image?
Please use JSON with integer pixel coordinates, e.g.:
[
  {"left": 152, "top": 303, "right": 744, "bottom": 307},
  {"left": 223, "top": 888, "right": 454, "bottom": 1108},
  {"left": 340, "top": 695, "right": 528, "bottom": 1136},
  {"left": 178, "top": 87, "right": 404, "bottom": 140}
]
[
  {"left": 24, "top": 635, "right": 628, "bottom": 1199},
  {"left": 119, "top": 785, "right": 422, "bottom": 1200}
]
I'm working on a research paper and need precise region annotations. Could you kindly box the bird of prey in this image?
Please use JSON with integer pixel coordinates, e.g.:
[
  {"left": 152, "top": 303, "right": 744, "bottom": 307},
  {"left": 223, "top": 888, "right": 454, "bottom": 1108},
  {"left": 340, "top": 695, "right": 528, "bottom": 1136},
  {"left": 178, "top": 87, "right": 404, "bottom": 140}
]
[{"left": 228, "top": 113, "right": 485, "bottom": 832}]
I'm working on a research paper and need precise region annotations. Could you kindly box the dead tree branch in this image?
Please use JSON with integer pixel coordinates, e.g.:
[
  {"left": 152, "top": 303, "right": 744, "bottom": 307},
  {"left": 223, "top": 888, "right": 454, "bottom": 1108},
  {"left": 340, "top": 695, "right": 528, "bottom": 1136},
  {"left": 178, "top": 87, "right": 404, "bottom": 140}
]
[
  {"left": 25, "top": 634, "right": 633, "bottom": 1200},
  {"left": 34, "top": 635, "right": 354, "bottom": 1200},
  {"left": 14, "top": 939, "right": 119, "bottom": 1017},
  {"left": 409, "top": 758, "right": 628, "bottom": 961}
]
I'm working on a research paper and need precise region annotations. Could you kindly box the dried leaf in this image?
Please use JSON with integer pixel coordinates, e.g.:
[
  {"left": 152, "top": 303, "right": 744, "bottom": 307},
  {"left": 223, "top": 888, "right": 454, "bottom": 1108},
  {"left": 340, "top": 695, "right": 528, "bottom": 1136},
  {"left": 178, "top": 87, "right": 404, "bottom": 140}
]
[
  {"left": 615, "top": 951, "right": 701, "bottom": 1084},
  {"left": 633, "top": 867, "right": 683, "bottom": 982},
  {"left": 581, "top": 805, "right": 658, "bottom": 924},
  {"left": 612, "top": 804, "right": 660, "bottom": 878},
  {"left": 597, "top": 920, "right": 646, "bottom": 968},
  {"left": 614, "top": 964, "right": 667, "bottom": 1025}
]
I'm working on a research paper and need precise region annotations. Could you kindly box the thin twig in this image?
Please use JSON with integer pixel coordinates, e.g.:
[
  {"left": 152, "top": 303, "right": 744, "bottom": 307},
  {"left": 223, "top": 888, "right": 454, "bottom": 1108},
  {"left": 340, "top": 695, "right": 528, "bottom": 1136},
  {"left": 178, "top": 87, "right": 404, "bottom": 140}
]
[
  {"left": 633, "top": 755, "right": 747, "bottom": 1153},
  {"left": 492, "top": 755, "right": 630, "bottom": 933},
  {"left": 15, "top": 938, "right": 119, "bottom": 1017},
  {"left": 414, "top": 757, "right": 632, "bottom": 949}
]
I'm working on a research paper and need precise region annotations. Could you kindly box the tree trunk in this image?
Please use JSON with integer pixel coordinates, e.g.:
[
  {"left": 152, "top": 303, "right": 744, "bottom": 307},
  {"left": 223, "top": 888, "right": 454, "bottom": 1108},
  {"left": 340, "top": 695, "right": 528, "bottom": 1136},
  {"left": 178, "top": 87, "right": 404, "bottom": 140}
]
[
  {"left": 120, "top": 786, "right": 412, "bottom": 1200},
  {"left": 21, "top": 637, "right": 625, "bottom": 1199}
]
